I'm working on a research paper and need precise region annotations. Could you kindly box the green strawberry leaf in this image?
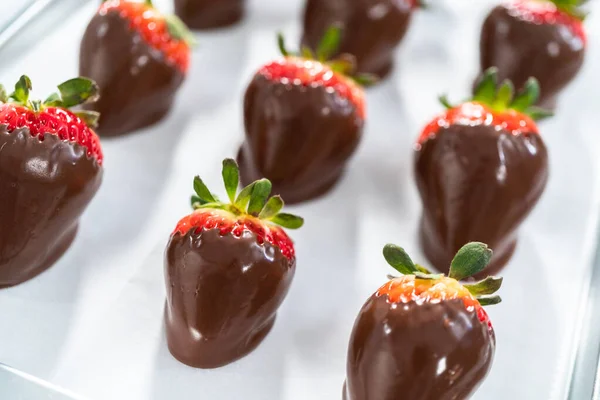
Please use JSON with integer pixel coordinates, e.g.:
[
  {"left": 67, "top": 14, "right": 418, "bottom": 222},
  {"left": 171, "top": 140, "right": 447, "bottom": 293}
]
[
  {"left": 0, "top": 84, "right": 7, "bottom": 103},
  {"left": 222, "top": 159, "right": 239, "bottom": 203},
  {"left": 270, "top": 213, "right": 304, "bottom": 229},
  {"left": 43, "top": 92, "right": 63, "bottom": 107},
  {"left": 74, "top": 110, "right": 100, "bottom": 128},
  {"left": 247, "top": 179, "right": 272, "bottom": 216},
  {"left": 193, "top": 176, "right": 216, "bottom": 204},
  {"left": 493, "top": 80, "right": 514, "bottom": 110},
  {"left": 383, "top": 244, "right": 418, "bottom": 275},
  {"left": 525, "top": 106, "right": 554, "bottom": 121},
  {"left": 58, "top": 78, "right": 99, "bottom": 108},
  {"left": 464, "top": 276, "right": 503, "bottom": 296},
  {"left": 277, "top": 33, "right": 290, "bottom": 57},
  {"left": 235, "top": 182, "right": 255, "bottom": 211},
  {"left": 473, "top": 67, "right": 498, "bottom": 104},
  {"left": 449, "top": 242, "right": 493, "bottom": 281},
  {"left": 476, "top": 295, "right": 502, "bottom": 306},
  {"left": 317, "top": 25, "right": 342, "bottom": 62},
  {"left": 259, "top": 195, "right": 284, "bottom": 219},
  {"left": 511, "top": 77, "right": 540, "bottom": 111},
  {"left": 11, "top": 75, "right": 32, "bottom": 105},
  {"left": 191, "top": 195, "right": 203, "bottom": 208}
]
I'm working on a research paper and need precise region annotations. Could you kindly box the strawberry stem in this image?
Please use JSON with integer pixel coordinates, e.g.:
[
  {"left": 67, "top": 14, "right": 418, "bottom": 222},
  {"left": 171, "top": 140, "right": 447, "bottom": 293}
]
[
  {"left": 383, "top": 242, "right": 503, "bottom": 306},
  {"left": 1, "top": 75, "right": 100, "bottom": 129},
  {"left": 440, "top": 67, "right": 552, "bottom": 121},
  {"left": 190, "top": 159, "right": 304, "bottom": 230},
  {"left": 274, "top": 31, "right": 374, "bottom": 87}
]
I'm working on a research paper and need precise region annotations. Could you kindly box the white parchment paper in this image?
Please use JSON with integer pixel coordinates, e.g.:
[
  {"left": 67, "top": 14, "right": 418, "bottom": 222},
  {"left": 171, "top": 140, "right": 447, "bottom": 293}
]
[{"left": 1, "top": 0, "right": 600, "bottom": 399}]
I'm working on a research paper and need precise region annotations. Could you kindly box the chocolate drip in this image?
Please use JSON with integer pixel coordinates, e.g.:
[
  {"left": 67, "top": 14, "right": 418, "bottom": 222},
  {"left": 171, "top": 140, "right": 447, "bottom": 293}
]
[
  {"left": 479, "top": 5, "right": 585, "bottom": 108},
  {"left": 301, "top": 0, "right": 413, "bottom": 79},
  {"left": 79, "top": 11, "right": 185, "bottom": 137},
  {"left": 415, "top": 124, "right": 548, "bottom": 277},
  {"left": 238, "top": 75, "right": 363, "bottom": 204},
  {"left": 164, "top": 228, "right": 295, "bottom": 368},
  {"left": 175, "top": 0, "right": 244, "bottom": 30},
  {"left": 344, "top": 295, "right": 495, "bottom": 400},
  {"left": 0, "top": 127, "right": 103, "bottom": 288}
]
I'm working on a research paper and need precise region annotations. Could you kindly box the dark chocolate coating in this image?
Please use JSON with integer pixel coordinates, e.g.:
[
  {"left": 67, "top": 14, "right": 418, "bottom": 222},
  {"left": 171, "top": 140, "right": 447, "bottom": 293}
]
[
  {"left": 344, "top": 295, "right": 495, "bottom": 400},
  {"left": 79, "top": 10, "right": 185, "bottom": 137},
  {"left": 0, "top": 127, "right": 103, "bottom": 288},
  {"left": 238, "top": 75, "right": 363, "bottom": 204},
  {"left": 479, "top": 5, "right": 585, "bottom": 108},
  {"left": 164, "top": 228, "right": 295, "bottom": 368},
  {"left": 175, "top": 0, "right": 244, "bottom": 30},
  {"left": 415, "top": 125, "right": 548, "bottom": 277},
  {"left": 301, "top": 0, "right": 413, "bottom": 79}
]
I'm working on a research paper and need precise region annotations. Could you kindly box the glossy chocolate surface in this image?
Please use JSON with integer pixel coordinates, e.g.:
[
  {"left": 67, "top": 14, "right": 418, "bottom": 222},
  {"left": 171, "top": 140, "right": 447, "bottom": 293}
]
[
  {"left": 480, "top": 4, "right": 585, "bottom": 108},
  {"left": 80, "top": 10, "right": 185, "bottom": 137},
  {"left": 415, "top": 124, "right": 548, "bottom": 277},
  {"left": 238, "top": 75, "right": 363, "bottom": 204},
  {"left": 344, "top": 295, "right": 495, "bottom": 400},
  {"left": 0, "top": 126, "right": 103, "bottom": 288},
  {"left": 175, "top": 0, "right": 244, "bottom": 30},
  {"left": 301, "top": 0, "right": 413, "bottom": 79},
  {"left": 164, "top": 228, "right": 295, "bottom": 368}
]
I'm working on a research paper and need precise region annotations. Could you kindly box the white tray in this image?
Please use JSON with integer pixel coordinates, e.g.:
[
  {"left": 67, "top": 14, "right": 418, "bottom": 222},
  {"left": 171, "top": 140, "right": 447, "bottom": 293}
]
[{"left": 1, "top": 0, "right": 599, "bottom": 399}]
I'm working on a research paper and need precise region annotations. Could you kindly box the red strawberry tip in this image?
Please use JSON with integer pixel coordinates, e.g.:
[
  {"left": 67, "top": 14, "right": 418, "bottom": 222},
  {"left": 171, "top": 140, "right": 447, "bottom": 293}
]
[
  {"left": 0, "top": 75, "right": 100, "bottom": 129},
  {"left": 382, "top": 242, "right": 503, "bottom": 307},
  {"left": 441, "top": 67, "right": 553, "bottom": 122},
  {"left": 277, "top": 29, "right": 377, "bottom": 88},
  {"left": 190, "top": 158, "right": 304, "bottom": 230}
]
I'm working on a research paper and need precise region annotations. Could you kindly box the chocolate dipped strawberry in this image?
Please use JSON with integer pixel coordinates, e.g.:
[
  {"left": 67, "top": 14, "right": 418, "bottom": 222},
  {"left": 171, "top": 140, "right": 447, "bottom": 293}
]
[
  {"left": 479, "top": 0, "right": 586, "bottom": 108},
  {"left": 0, "top": 76, "right": 103, "bottom": 288},
  {"left": 165, "top": 159, "right": 303, "bottom": 368},
  {"left": 301, "top": 0, "right": 422, "bottom": 79},
  {"left": 415, "top": 68, "right": 549, "bottom": 277},
  {"left": 80, "top": 0, "right": 194, "bottom": 137},
  {"left": 175, "top": 0, "right": 244, "bottom": 30},
  {"left": 238, "top": 31, "right": 368, "bottom": 204},
  {"left": 344, "top": 242, "right": 501, "bottom": 400}
]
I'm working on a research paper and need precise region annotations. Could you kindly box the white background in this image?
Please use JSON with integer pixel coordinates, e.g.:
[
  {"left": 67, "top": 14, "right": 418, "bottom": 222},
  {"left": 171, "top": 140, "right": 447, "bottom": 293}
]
[{"left": 0, "top": 0, "right": 600, "bottom": 399}]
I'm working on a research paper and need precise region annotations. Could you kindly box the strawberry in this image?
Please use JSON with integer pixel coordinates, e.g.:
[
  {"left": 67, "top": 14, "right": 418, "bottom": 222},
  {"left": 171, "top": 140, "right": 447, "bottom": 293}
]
[
  {"left": 165, "top": 158, "right": 303, "bottom": 368},
  {"left": 80, "top": 0, "right": 195, "bottom": 137},
  {"left": 175, "top": 0, "right": 245, "bottom": 30},
  {"left": 479, "top": 0, "right": 586, "bottom": 109},
  {"left": 238, "top": 29, "right": 368, "bottom": 205},
  {"left": 415, "top": 68, "right": 549, "bottom": 278},
  {"left": 344, "top": 242, "right": 502, "bottom": 400},
  {"left": 0, "top": 76, "right": 103, "bottom": 288},
  {"left": 301, "top": 0, "right": 423, "bottom": 79}
]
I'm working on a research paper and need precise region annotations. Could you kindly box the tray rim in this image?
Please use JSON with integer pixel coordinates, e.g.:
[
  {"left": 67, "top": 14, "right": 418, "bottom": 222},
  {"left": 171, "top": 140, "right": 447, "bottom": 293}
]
[{"left": 0, "top": 1, "right": 598, "bottom": 399}]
